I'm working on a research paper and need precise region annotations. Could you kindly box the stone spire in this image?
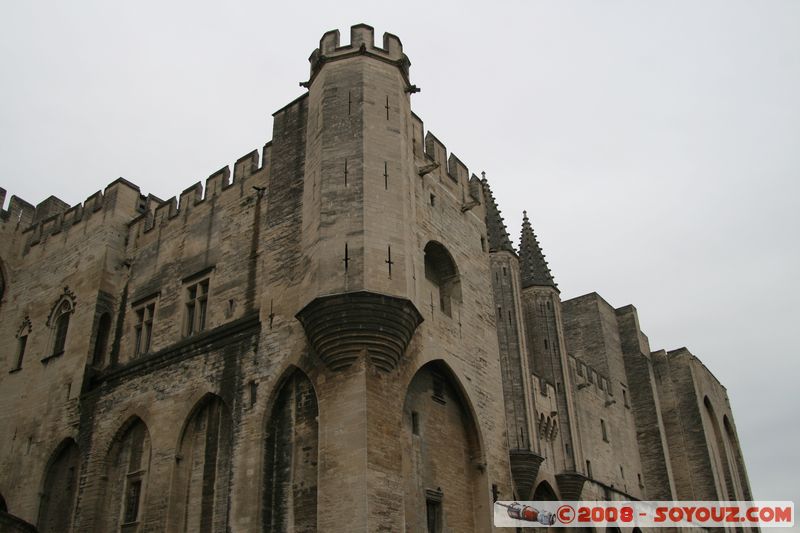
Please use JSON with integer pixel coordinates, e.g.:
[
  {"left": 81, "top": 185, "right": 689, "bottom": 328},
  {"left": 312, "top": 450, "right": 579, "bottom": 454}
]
[
  {"left": 480, "top": 173, "right": 515, "bottom": 253},
  {"left": 520, "top": 211, "right": 557, "bottom": 289}
]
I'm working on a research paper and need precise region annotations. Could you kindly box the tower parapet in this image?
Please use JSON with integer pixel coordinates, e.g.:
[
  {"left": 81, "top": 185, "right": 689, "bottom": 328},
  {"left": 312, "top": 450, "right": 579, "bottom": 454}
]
[{"left": 305, "top": 24, "right": 412, "bottom": 91}]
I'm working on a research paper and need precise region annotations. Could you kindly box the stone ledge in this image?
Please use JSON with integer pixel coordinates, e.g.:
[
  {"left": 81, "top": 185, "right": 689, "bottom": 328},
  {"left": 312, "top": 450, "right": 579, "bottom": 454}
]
[{"left": 90, "top": 311, "right": 261, "bottom": 388}]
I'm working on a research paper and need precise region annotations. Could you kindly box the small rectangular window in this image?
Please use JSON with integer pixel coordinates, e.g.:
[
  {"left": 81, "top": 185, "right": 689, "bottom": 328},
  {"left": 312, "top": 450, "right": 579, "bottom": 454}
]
[
  {"left": 586, "top": 459, "right": 593, "bottom": 478},
  {"left": 622, "top": 388, "right": 630, "bottom": 408},
  {"left": 425, "top": 489, "right": 443, "bottom": 533},
  {"left": 123, "top": 479, "right": 142, "bottom": 524},
  {"left": 134, "top": 302, "right": 155, "bottom": 355},
  {"left": 601, "top": 419, "right": 609, "bottom": 442},
  {"left": 411, "top": 411, "right": 420, "bottom": 435},
  {"left": 184, "top": 278, "right": 210, "bottom": 336}
]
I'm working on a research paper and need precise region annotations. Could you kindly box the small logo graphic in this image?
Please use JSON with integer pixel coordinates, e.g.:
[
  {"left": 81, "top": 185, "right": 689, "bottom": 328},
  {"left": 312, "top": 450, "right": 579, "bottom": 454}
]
[
  {"left": 495, "top": 502, "right": 556, "bottom": 525},
  {"left": 557, "top": 504, "right": 576, "bottom": 524}
]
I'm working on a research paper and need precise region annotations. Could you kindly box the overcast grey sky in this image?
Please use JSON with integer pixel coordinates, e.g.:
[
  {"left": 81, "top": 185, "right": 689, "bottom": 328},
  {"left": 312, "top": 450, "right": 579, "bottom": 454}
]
[{"left": 2, "top": 1, "right": 798, "bottom": 506}]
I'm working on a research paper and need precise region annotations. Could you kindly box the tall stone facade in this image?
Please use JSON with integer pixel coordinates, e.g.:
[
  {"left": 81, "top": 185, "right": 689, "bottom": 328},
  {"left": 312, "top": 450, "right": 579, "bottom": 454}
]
[{"left": 0, "top": 24, "right": 753, "bottom": 532}]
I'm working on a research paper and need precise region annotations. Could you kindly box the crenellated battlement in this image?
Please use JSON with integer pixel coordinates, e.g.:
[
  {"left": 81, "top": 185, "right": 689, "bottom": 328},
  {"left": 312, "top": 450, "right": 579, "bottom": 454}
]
[
  {"left": 130, "top": 143, "right": 269, "bottom": 235},
  {"left": 305, "top": 24, "right": 411, "bottom": 89},
  {"left": 11, "top": 178, "right": 141, "bottom": 251},
  {"left": 0, "top": 188, "right": 36, "bottom": 229},
  {"left": 409, "top": 113, "right": 482, "bottom": 206},
  {"left": 568, "top": 354, "right": 614, "bottom": 399},
  {"left": 8, "top": 142, "right": 269, "bottom": 254}
]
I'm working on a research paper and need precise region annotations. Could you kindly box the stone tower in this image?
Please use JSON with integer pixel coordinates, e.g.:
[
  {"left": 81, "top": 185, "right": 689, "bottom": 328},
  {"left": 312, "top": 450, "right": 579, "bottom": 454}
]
[{"left": 267, "top": 25, "right": 512, "bottom": 531}]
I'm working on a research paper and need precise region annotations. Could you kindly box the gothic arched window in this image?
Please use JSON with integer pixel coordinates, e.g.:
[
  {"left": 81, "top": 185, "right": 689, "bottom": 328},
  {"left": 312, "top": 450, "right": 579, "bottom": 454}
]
[
  {"left": 47, "top": 288, "right": 76, "bottom": 359},
  {"left": 52, "top": 301, "right": 72, "bottom": 355}
]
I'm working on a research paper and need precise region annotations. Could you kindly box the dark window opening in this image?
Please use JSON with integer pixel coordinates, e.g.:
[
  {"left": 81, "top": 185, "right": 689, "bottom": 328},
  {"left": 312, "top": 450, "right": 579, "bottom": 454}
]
[
  {"left": 411, "top": 411, "right": 420, "bottom": 435},
  {"left": 430, "top": 193, "right": 436, "bottom": 206},
  {"left": 185, "top": 279, "right": 209, "bottom": 336},
  {"left": 53, "top": 303, "right": 71, "bottom": 355},
  {"left": 425, "top": 489, "right": 443, "bottom": 533},
  {"left": 123, "top": 479, "right": 141, "bottom": 524},
  {"left": 586, "top": 460, "right": 593, "bottom": 478},
  {"left": 622, "top": 388, "right": 630, "bottom": 408},
  {"left": 601, "top": 419, "right": 609, "bottom": 442},
  {"left": 544, "top": 338, "right": 549, "bottom": 349}
]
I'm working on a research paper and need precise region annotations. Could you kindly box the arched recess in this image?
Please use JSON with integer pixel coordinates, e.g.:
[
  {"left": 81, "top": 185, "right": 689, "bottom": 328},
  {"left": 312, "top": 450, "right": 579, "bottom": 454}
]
[
  {"left": 169, "top": 394, "right": 233, "bottom": 533},
  {"left": 262, "top": 368, "right": 318, "bottom": 533},
  {"left": 37, "top": 438, "right": 80, "bottom": 533},
  {"left": 723, "top": 415, "right": 751, "bottom": 500},
  {"left": 532, "top": 480, "right": 558, "bottom": 501},
  {"left": 702, "top": 397, "right": 735, "bottom": 500},
  {"left": 402, "top": 360, "right": 488, "bottom": 532},
  {"left": 96, "top": 416, "right": 151, "bottom": 532},
  {"left": 423, "top": 241, "right": 462, "bottom": 317}
]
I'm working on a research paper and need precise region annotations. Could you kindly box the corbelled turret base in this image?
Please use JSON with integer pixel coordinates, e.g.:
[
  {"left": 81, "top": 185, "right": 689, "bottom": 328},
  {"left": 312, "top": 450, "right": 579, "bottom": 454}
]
[
  {"left": 296, "top": 291, "right": 423, "bottom": 372},
  {"left": 509, "top": 449, "right": 545, "bottom": 500}
]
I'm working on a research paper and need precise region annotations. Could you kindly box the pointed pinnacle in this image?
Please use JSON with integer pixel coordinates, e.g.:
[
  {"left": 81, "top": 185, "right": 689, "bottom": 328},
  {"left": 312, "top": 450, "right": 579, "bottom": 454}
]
[
  {"left": 519, "top": 211, "right": 557, "bottom": 289},
  {"left": 481, "top": 176, "right": 515, "bottom": 254}
]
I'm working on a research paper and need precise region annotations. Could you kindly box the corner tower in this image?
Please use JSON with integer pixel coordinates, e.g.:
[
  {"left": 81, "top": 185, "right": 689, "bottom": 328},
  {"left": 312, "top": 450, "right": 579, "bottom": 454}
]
[
  {"left": 295, "top": 25, "right": 422, "bottom": 371},
  {"left": 275, "top": 25, "right": 509, "bottom": 531}
]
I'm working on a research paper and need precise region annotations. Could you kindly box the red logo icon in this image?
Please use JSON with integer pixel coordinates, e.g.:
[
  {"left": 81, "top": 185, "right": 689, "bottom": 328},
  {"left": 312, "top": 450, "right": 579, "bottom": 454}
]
[{"left": 557, "top": 504, "right": 576, "bottom": 524}]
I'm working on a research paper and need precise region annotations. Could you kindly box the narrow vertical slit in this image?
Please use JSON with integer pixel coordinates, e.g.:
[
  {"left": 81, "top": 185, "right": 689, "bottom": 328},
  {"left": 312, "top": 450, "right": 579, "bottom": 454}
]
[
  {"left": 385, "top": 245, "right": 393, "bottom": 278},
  {"left": 383, "top": 162, "right": 388, "bottom": 190},
  {"left": 385, "top": 95, "right": 390, "bottom": 120},
  {"left": 344, "top": 159, "right": 348, "bottom": 187},
  {"left": 348, "top": 91, "right": 352, "bottom": 115}
]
